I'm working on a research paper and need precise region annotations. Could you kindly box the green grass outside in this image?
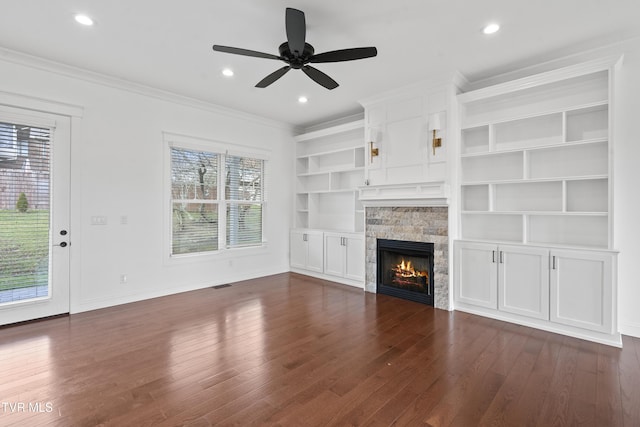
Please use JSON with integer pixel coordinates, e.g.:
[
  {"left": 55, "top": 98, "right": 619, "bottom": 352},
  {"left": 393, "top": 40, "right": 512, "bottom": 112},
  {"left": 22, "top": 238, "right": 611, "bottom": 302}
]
[{"left": 0, "top": 209, "right": 49, "bottom": 291}]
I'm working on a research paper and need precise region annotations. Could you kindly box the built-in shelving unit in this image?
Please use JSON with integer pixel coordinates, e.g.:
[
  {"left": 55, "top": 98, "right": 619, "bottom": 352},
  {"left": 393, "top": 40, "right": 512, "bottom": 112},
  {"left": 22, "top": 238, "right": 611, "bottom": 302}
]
[
  {"left": 454, "top": 58, "right": 621, "bottom": 346},
  {"left": 290, "top": 119, "right": 366, "bottom": 289},
  {"left": 294, "top": 120, "right": 366, "bottom": 232},
  {"left": 459, "top": 70, "right": 611, "bottom": 250}
]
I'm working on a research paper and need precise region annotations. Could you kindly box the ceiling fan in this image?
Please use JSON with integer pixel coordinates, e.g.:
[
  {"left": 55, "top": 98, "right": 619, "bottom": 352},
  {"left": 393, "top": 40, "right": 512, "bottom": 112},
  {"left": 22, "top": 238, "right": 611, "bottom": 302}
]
[{"left": 212, "top": 8, "right": 377, "bottom": 90}]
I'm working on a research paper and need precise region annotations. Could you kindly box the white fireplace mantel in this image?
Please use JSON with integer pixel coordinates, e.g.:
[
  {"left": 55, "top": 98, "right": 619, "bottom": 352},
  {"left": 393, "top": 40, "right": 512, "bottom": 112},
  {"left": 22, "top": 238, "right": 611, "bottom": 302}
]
[{"left": 358, "top": 181, "right": 450, "bottom": 207}]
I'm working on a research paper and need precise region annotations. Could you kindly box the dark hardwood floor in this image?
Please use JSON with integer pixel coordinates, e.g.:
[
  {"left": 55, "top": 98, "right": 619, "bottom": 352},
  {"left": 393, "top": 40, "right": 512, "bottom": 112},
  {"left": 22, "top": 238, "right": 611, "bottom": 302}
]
[{"left": 0, "top": 272, "right": 639, "bottom": 426}]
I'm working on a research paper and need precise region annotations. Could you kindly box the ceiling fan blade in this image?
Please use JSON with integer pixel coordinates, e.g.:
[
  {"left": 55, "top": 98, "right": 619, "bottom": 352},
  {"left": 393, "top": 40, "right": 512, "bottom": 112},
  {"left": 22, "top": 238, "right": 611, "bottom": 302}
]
[
  {"left": 302, "top": 66, "right": 339, "bottom": 90},
  {"left": 285, "top": 8, "right": 306, "bottom": 57},
  {"left": 212, "top": 45, "right": 282, "bottom": 61},
  {"left": 255, "top": 66, "right": 292, "bottom": 88},
  {"left": 309, "top": 47, "right": 378, "bottom": 63}
]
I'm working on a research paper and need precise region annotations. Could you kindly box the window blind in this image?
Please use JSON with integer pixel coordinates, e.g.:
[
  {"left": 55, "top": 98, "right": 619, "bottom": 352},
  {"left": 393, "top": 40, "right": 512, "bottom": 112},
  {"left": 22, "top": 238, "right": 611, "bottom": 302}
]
[
  {"left": 0, "top": 121, "right": 51, "bottom": 301},
  {"left": 170, "top": 147, "right": 219, "bottom": 255},
  {"left": 225, "top": 155, "right": 265, "bottom": 248}
]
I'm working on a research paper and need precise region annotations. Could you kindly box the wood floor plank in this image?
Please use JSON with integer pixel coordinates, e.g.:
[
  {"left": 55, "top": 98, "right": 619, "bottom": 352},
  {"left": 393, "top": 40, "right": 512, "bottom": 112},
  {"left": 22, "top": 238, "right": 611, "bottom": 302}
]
[{"left": 0, "top": 272, "right": 638, "bottom": 426}]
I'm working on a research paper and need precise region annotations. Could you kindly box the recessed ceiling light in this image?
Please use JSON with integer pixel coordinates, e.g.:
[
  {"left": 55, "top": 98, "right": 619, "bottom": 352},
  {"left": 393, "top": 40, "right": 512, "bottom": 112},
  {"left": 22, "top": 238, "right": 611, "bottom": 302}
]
[
  {"left": 74, "top": 14, "right": 94, "bottom": 26},
  {"left": 222, "top": 68, "right": 234, "bottom": 77},
  {"left": 298, "top": 96, "right": 308, "bottom": 104},
  {"left": 483, "top": 23, "right": 500, "bottom": 35}
]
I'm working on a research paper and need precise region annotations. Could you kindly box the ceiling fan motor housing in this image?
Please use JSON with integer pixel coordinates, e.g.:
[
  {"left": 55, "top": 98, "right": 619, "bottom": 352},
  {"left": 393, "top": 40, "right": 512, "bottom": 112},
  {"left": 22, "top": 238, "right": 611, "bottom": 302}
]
[{"left": 279, "top": 42, "right": 315, "bottom": 68}]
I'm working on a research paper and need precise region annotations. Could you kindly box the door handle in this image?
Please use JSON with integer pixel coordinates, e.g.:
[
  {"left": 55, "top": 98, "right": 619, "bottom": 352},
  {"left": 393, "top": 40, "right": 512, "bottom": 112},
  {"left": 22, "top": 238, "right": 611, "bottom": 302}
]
[
  {"left": 500, "top": 251, "right": 504, "bottom": 264},
  {"left": 492, "top": 250, "right": 496, "bottom": 263},
  {"left": 552, "top": 255, "right": 556, "bottom": 270}
]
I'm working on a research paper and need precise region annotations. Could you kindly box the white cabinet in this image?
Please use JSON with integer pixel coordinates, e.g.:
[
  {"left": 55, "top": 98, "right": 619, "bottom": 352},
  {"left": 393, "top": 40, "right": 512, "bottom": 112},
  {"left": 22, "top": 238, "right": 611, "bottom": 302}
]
[
  {"left": 324, "top": 232, "right": 365, "bottom": 284},
  {"left": 290, "top": 229, "right": 324, "bottom": 273},
  {"left": 455, "top": 241, "right": 548, "bottom": 318},
  {"left": 498, "top": 245, "right": 549, "bottom": 320},
  {"left": 550, "top": 249, "right": 614, "bottom": 334},
  {"left": 455, "top": 240, "right": 618, "bottom": 344},
  {"left": 454, "top": 241, "right": 497, "bottom": 309}
]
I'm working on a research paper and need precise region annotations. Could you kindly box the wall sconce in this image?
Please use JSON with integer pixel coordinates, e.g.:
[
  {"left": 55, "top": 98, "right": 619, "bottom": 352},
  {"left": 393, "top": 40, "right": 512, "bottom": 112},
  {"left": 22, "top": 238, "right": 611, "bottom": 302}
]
[
  {"left": 428, "top": 112, "right": 443, "bottom": 156},
  {"left": 368, "top": 128, "right": 379, "bottom": 163}
]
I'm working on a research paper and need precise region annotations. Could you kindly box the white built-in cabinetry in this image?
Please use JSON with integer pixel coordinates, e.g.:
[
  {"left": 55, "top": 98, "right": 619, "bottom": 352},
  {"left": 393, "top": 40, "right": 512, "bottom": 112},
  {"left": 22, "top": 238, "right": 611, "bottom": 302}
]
[
  {"left": 324, "top": 232, "right": 365, "bottom": 282},
  {"left": 290, "top": 121, "right": 365, "bottom": 288},
  {"left": 289, "top": 229, "right": 324, "bottom": 273},
  {"left": 455, "top": 241, "right": 615, "bottom": 336},
  {"left": 454, "top": 58, "right": 621, "bottom": 346},
  {"left": 294, "top": 120, "right": 365, "bottom": 232}
]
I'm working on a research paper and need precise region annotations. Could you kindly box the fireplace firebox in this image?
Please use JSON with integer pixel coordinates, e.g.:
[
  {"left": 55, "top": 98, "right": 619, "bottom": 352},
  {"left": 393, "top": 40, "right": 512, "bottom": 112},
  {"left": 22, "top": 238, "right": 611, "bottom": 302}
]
[{"left": 376, "top": 239, "right": 434, "bottom": 305}]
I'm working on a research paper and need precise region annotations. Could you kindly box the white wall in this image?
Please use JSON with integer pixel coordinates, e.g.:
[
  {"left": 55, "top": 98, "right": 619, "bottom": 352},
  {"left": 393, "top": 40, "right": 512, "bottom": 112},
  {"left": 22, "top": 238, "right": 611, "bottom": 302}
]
[
  {"left": 0, "top": 55, "right": 294, "bottom": 313},
  {"left": 613, "top": 40, "right": 640, "bottom": 338}
]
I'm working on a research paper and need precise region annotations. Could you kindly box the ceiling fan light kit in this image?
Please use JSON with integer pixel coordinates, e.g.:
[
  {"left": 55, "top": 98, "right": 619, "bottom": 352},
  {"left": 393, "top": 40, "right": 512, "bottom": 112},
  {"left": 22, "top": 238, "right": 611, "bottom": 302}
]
[{"left": 212, "top": 7, "right": 377, "bottom": 89}]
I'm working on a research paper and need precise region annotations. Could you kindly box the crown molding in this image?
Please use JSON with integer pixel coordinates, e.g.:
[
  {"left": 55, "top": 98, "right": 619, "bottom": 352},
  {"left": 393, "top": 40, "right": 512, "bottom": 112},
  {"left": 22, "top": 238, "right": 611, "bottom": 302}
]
[
  {"left": 359, "top": 70, "right": 468, "bottom": 108},
  {"left": 458, "top": 55, "right": 624, "bottom": 104},
  {"left": 293, "top": 119, "right": 364, "bottom": 142},
  {"left": 0, "top": 46, "right": 295, "bottom": 132}
]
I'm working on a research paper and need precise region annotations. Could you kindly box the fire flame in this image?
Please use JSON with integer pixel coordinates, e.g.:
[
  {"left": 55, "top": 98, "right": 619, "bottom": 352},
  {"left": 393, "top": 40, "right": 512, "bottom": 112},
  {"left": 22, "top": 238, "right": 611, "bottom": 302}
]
[{"left": 394, "top": 258, "right": 427, "bottom": 278}]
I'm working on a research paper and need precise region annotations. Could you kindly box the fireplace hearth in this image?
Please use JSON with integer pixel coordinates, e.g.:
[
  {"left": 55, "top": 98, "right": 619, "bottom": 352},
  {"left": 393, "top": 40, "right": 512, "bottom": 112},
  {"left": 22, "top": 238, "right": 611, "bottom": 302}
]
[{"left": 377, "top": 238, "right": 434, "bottom": 305}]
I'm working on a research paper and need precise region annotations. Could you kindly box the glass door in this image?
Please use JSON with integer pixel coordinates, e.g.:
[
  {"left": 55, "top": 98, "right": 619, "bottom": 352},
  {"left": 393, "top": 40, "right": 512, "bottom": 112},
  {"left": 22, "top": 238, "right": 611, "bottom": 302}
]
[{"left": 0, "top": 106, "right": 70, "bottom": 325}]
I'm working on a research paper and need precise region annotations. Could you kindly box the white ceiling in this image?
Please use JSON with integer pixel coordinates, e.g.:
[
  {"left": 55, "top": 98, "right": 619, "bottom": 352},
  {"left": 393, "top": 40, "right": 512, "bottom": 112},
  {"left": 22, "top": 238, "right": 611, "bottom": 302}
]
[{"left": 1, "top": 1, "right": 639, "bottom": 128}]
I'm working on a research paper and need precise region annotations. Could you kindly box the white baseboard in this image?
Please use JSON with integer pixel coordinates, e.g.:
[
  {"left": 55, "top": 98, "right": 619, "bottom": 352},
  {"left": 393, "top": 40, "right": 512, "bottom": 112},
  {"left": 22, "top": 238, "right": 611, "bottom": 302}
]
[
  {"left": 620, "top": 321, "right": 640, "bottom": 339},
  {"left": 71, "top": 266, "right": 290, "bottom": 314}
]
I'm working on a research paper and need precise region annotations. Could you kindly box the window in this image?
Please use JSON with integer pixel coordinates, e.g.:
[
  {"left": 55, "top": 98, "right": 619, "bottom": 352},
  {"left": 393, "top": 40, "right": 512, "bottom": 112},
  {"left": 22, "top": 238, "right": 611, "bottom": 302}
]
[
  {"left": 168, "top": 137, "right": 266, "bottom": 256},
  {"left": 170, "top": 147, "right": 219, "bottom": 255},
  {"left": 226, "top": 155, "right": 264, "bottom": 248}
]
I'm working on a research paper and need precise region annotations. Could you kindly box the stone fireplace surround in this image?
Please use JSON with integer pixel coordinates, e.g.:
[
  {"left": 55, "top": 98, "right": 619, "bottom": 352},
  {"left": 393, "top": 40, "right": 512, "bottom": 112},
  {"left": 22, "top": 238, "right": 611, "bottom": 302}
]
[{"left": 365, "top": 206, "right": 449, "bottom": 310}]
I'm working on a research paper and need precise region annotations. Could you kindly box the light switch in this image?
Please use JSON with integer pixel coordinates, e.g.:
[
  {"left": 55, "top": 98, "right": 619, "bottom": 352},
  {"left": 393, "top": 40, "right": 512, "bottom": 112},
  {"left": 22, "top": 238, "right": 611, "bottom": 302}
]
[{"left": 91, "top": 216, "right": 107, "bottom": 225}]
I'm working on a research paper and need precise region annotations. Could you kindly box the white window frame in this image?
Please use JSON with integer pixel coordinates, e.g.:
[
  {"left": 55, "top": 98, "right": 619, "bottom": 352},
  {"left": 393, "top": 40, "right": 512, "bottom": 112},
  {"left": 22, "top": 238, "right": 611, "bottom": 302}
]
[{"left": 163, "top": 132, "right": 269, "bottom": 263}]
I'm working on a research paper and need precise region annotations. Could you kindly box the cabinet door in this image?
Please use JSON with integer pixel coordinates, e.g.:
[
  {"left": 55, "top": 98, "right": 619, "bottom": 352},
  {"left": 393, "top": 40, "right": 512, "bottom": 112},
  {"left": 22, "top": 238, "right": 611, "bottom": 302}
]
[
  {"left": 498, "top": 245, "right": 549, "bottom": 320},
  {"left": 306, "top": 231, "right": 324, "bottom": 273},
  {"left": 550, "top": 249, "right": 613, "bottom": 333},
  {"left": 344, "top": 234, "right": 365, "bottom": 282},
  {"left": 324, "top": 233, "right": 344, "bottom": 277},
  {"left": 290, "top": 230, "right": 307, "bottom": 270},
  {"left": 454, "top": 241, "right": 498, "bottom": 309}
]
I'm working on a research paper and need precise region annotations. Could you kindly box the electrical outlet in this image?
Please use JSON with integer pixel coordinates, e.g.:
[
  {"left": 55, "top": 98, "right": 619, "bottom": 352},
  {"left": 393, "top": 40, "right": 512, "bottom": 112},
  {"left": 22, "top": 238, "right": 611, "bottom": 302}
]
[{"left": 120, "top": 274, "right": 127, "bottom": 284}]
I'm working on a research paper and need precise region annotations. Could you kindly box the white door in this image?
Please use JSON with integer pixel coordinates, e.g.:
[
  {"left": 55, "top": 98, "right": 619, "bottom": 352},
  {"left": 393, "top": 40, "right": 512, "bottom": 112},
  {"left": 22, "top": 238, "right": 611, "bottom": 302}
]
[
  {"left": 323, "top": 233, "right": 344, "bottom": 277},
  {"left": 550, "top": 249, "right": 613, "bottom": 333},
  {"left": 0, "top": 106, "right": 70, "bottom": 325},
  {"left": 289, "top": 230, "right": 307, "bottom": 270},
  {"left": 344, "top": 234, "right": 365, "bottom": 282},
  {"left": 498, "top": 245, "right": 549, "bottom": 320},
  {"left": 454, "top": 241, "right": 498, "bottom": 309},
  {"left": 306, "top": 230, "right": 324, "bottom": 273}
]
